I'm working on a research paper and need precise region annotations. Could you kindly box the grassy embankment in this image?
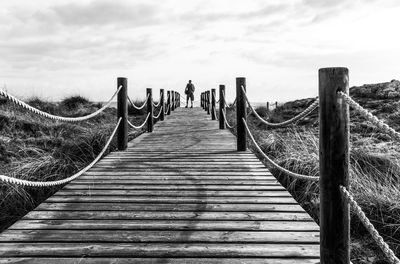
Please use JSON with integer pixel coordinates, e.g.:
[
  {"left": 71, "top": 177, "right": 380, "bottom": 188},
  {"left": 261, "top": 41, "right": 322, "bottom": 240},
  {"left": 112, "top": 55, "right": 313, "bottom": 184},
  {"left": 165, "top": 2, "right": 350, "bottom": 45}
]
[
  {"left": 0, "top": 95, "right": 151, "bottom": 231},
  {"left": 225, "top": 92, "right": 400, "bottom": 264}
]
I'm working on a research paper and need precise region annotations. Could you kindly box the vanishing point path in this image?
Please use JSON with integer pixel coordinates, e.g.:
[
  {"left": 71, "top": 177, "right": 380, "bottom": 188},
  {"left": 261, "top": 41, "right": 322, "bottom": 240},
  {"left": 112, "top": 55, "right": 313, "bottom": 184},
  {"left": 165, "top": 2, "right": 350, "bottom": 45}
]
[{"left": 0, "top": 107, "right": 319, "bottom": 263}]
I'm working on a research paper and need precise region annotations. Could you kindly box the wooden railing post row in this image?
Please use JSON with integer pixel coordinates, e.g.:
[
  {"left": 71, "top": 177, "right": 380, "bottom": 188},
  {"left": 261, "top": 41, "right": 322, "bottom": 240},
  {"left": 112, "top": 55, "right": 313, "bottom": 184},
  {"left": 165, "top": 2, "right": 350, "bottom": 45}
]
[
  {"left": 219, "top": 85, "right": 225, "bottom": 129},
  {"left": 207, "top": 91, "right": 210, "bottom": 115},
  {"left": 160, "top": 89, "right": 165, "bottom": 121},
  {"left": 147, "top": 88, "right": 153, "bottom": 132},
  {"left": 167, "top": 90, "right": 171, "bottom": 115},
  {"left": 236, "top": 77, "right": 246, "bottom": 151},
  {"left": 319, "top": 67, "right": 350, "bottom": 264},
  {"left": 117, "top": 77, "right": 128, "bottom": 150},
  {"left": 211, "top": 88, "right": 216, "bottom": 120}
]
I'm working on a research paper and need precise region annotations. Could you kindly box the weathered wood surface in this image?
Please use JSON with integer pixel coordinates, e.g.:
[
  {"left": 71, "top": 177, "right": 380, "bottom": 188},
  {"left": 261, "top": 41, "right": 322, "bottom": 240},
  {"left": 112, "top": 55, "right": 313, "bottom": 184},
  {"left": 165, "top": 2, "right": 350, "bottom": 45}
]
[{"left": 0, "top": 107, "right": 319, "bottom": 263}]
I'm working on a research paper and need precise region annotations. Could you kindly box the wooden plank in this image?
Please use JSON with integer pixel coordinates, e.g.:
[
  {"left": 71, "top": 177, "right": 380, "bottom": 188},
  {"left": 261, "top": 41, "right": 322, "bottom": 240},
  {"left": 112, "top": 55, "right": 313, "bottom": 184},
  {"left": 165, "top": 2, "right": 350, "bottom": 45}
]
[
  {"left": 9, "top": 220, "right": 319, "bottom": 231},
  {"left": 77, "top": 175, "right": 275, "bottom": 180},
  {"left": 68, "top": 180, "right": 280, "bottom": 185},
  {"left": 0, "top": 230, "right": 319, "bottom": 243},
  {"left": 55, "top": 190, "right": 291, "bottom": 197},
  {"left": 45, "top": 196, "right": 298, "bottom": 204},
  {"left": 62, "top": 185, "right": 285, "bottom": 191},
  {"left": 22, "top": 211, "right": 313, "bottom": 221},
  {"left": 0, "top": 258, "right": 320, "bottom": 264},
  {"left": 0, "top": 243, "right": 319, "bottom": 258},
  {"left": 35, "top": 203, "right": 306, "bottom": 212},
  {"left": 82, "top": 171, "right": 273, "bottom": 176}
]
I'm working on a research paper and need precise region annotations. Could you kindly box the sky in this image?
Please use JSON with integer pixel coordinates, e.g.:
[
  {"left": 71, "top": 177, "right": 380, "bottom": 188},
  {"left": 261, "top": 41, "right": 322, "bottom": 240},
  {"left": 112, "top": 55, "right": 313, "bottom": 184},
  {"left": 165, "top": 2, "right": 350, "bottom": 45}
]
[{"left": 0, "top": 0, "right": 400, "bottom": 103}]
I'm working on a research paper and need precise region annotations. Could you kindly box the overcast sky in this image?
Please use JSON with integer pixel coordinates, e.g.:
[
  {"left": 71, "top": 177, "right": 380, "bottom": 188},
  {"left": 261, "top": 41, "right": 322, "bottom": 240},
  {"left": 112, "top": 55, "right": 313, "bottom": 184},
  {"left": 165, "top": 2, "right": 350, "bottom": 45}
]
[{"left": 1, "top": 0, "right": 399, "bottom": 103}]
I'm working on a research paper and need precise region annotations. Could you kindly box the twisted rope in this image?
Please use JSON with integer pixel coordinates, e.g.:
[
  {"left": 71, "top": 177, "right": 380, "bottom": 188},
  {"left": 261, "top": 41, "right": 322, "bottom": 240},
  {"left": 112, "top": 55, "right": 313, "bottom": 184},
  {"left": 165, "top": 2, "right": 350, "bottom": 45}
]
[
  {"left": 242, "top": 86, "right": 318, "bottom": 128},
  {"left": 127, "top": 113, "right": 150, "bottom": 130},
  {"left": 0, "top": 87, "right": 121, "bottom": 122},
  {"left": 153, "top": 98, "right": 162, "bottom": 108},
  {"left": 153, "top": 106, "right": 163, "bottom": 119},
  {"left": 213, "top": 107, "right": 219, "bottom": 121},
  {"left": 243, "top": 119, "right": 319, "bottom": 181},
  {"left": 164, "top": 104, "right": 170, "bottom": 115},
  {"left": 340, "top": 186, "right": 400, "bottom": 264},
  {"left": 338, "top": 91, "right": 400, "bottom": 140},
  {"left": 221, "top": 109, "right": 234, "bottom": 129},
  {"left": 128, "top": 95, "right": 148, "bottom": 111},
  {"left": 0, "top": 118, "right": 121, "bottom": 187}
]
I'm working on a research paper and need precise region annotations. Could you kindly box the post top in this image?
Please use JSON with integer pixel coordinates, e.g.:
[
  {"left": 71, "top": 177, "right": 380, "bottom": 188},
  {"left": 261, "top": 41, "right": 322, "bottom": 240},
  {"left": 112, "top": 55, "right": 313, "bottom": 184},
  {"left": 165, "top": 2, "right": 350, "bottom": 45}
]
[{"left": 319, "top": 67, "right": 348, "bottom": 72}]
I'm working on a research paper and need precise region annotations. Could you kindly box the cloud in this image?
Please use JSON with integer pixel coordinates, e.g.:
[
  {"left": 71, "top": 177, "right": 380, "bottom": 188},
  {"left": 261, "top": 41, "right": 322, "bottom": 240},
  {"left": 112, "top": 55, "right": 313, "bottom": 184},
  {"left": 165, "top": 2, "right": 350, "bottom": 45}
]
[{"left": 35, "top": 0, "right": 160, "bottom": 28}]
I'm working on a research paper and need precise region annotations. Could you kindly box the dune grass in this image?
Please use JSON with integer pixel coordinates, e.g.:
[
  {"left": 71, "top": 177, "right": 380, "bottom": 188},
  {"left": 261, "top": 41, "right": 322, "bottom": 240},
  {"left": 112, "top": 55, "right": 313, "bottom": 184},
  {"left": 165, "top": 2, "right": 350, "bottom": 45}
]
[
  {"left": 0, "top": 96, "right": 148, "bottom": 231},
  {"left": 225, "top": 98, "right": 400, "bottom": 264}
]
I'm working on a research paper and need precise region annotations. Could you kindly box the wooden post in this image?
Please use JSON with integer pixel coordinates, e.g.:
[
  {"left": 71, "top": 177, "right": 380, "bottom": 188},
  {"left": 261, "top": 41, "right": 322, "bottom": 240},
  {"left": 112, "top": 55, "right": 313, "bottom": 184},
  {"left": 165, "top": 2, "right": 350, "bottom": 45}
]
[
  {"left": 177, "top": 93, "right": 180, "bottom": 108},
  {"left": 200, "top": 93, "right": 203, "bottom": 108},
  {"left": 319, "top": 67, "right": 350, "bottom": 264},
  {"left": 160, "top": 89, "right": 165, "bottom": 121},
  {"left": 206, "top": 91, "right": 209, "bottom": 112},
  {"left": 146, "top": 88, "right": 153, "bottom": 133},
  {"left": 211, "top": 88, "right": 216, "bottom": 120},
  {"left": 117, "top": 77, "right": 128, "bottom": 150},
  {"left": 219, "top": 85, "right": 225, "bottom": 129},
  {"left": 267, "top": 102, "right": 269, "bottom": 111},
  {"left": 167, "top": 91, "right": 171, "bottom": 115},
  {"left": 275, "top": 101, "right": 278, "bottom": 109},
  {"left": 236, "top": 77, "right": 246, "bottom": 151},
  {"left": 171, "top": 91, "right": 175, "bottom": 111}
]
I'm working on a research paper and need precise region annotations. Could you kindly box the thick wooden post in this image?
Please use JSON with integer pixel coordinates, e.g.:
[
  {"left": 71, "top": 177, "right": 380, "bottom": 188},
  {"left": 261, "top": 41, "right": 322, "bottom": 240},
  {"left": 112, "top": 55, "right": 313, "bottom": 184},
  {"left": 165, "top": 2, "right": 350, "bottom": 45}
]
[
  {"left": 117, "top": 77, "right": 128, "bottom": 150},
  {"left": 319, "top": 67, "right": 350, "bottom": 264},
  {"left": 207, "top": 91, "right": 210, "bottom": 115},
  {"left": 211, "top": 88, "right": 216, "bottom": 120},
  {"left": 167, "top": 91, "right": 171, "bottom": 115},
  {"left": 275, "top": 101, "right": 278, "bottom": 109},
  {"left": 267, "top": 102, "right": 269, "bottom": 111},
  {"left": 160, "top": 89, "right": 165, "bottom": 121},
  {"left": 236, "top": 77, "right": 246, "bottom": 151},
  {"left": 147, "top": 88, "right": 153, "bottom": 132},
  {"left": 219, "top": 85, "right": 225, "bottom": 129},
  {"left": 171, "top": 91, "right": 175, "bottom": 111},
  {"left": 177, "top": 93, "right": 180, "bottom": 108}
]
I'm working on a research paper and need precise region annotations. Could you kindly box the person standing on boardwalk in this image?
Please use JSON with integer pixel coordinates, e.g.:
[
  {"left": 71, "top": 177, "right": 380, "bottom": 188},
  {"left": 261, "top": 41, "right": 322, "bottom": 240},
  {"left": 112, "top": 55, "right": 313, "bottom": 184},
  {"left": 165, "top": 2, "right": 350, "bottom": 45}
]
[{"left": 185, "top": 80, "right": 195, "bottom": 108}]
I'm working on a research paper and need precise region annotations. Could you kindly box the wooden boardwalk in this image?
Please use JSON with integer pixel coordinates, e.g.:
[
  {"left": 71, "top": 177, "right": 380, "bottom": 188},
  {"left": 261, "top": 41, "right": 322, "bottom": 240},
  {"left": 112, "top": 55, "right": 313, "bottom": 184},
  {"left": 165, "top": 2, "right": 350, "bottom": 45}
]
[{"left": 0, "top": 107, "right": 320, "bottom": 263}]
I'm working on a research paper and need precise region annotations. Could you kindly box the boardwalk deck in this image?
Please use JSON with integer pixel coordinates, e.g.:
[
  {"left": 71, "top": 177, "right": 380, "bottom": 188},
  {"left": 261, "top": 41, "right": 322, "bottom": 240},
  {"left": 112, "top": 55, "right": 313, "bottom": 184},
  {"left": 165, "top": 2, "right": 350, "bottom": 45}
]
[{"left": 0, "top": 107, "right": 320, "bottom": 263}]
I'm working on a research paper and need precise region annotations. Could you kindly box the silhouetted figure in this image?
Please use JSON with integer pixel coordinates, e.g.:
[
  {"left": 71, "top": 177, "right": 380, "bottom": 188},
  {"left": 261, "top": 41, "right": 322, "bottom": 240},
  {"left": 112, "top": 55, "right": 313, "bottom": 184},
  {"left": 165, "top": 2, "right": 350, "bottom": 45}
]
[{"left": 185, "top": 80, "right": 195, "bottom": 108}]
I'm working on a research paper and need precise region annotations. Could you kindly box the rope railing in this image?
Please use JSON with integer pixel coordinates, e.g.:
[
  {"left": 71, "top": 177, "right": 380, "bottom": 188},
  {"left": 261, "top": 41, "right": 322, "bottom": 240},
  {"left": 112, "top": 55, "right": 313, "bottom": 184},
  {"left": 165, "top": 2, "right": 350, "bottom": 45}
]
[
  {"left": 221, "top": 109, "right": 234, "bottom": 129},
  {"left": 127, "top": 113, "right": 151, "bottom": 130},
  {"left": 339, "top": 91, "right": 400, "bottom": 141},
  {"left": 164, "top": 104, "right": 171, "bottom": 115},
  {"left": 153, "top": 106, "right": 163, "bottom": 119},
  {"left": 242, "top": 86, "right": 319, "bottom": 128},
  {"left": 128, "top": 95, "right": 148, "bottom": 111},
  {"left": 340, "top": 186, "right": 400, "bottom": 264},
  {"left": 222, "top": 90, "right": 236, "bottom": 108},
  {"left": 0, "top": 118, "right": 121, "bottom": 187},
  {"left": 200, "top": 75, "right": 399, "bottom": 263},
  {"left": 0, "top": 86, "right": 121, "bottom": 122},
  {"left": 153, "top": 96, "right": 162, "bottom": 108},
  {"left": 243, "top": 118, "right": 319, "bottom": 181}
]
